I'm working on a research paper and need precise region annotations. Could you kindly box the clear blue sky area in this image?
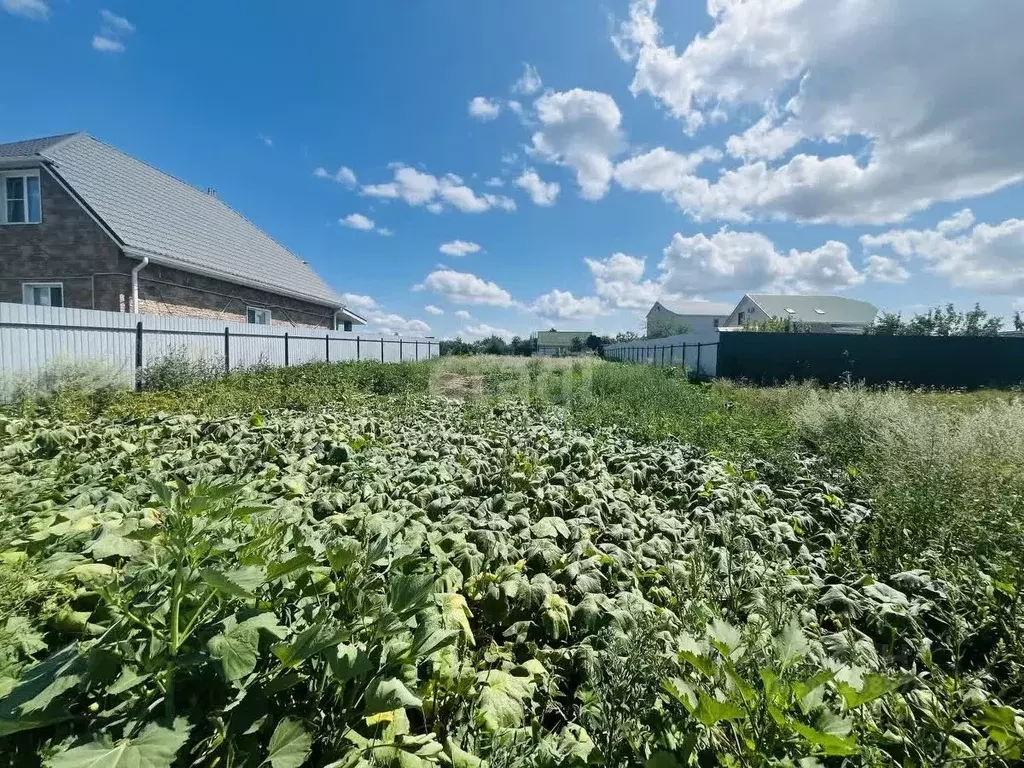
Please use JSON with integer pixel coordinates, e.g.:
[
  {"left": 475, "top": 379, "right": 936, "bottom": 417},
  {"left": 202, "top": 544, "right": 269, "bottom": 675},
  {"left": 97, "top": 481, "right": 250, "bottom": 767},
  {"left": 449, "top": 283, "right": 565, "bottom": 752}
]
[{"left": 3, "top": 0, "right": 1022, "bottom": 338}]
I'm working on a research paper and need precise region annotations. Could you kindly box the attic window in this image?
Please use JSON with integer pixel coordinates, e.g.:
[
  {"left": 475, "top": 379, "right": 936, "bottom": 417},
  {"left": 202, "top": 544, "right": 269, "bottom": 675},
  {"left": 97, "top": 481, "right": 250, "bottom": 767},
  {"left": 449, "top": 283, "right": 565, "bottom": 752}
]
[
  {"left": 814, "top": 308, "right": 826, "bottom": 315},
  {"left": 1, "top": 171, "right": 41, "bottom": 225},
  {"left": 784, "top": 307, "right": 797, "bottom": 314}
]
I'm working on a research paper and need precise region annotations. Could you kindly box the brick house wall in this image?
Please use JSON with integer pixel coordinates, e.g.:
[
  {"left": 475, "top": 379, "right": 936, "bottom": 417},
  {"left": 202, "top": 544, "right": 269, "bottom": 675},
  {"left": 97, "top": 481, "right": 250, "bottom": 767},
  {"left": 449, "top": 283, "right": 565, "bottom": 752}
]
[
  {"left": 121, "top": 257, "right": 337, "bottom": 329},
  {"left": 0, "top": 167, "right": 337, "bottom": 329},
  {"left": 0, "top": 166, "right": 122, "bottom": 308}
]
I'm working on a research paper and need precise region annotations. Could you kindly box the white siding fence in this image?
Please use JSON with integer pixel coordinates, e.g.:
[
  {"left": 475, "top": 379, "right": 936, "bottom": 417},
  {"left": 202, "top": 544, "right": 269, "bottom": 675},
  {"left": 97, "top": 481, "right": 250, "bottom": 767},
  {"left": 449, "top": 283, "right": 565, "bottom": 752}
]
[{"left": 0, "top": 302, "right": 438, "bottom": 398}]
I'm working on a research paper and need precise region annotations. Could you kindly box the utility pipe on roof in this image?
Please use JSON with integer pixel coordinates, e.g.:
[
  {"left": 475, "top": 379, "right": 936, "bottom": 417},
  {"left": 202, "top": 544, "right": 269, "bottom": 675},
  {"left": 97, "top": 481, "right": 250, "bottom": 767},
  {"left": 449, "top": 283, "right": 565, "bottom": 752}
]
[{"left": 130, "top": 256, "right": 149, "bottom": 313}]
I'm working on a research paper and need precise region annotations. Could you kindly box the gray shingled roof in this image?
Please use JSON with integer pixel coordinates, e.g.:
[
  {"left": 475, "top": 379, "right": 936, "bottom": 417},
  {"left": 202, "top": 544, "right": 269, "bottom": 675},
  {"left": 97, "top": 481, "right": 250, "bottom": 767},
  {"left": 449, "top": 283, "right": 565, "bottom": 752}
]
[
  {"left": 2, "top": 133, "right": 353, "bottom": 313},
  {"left": 0, "top": 134, "right": 77, "bottom": 159},
  {"left": 747, "top": 294, "right": 878, "bottom": 325}
]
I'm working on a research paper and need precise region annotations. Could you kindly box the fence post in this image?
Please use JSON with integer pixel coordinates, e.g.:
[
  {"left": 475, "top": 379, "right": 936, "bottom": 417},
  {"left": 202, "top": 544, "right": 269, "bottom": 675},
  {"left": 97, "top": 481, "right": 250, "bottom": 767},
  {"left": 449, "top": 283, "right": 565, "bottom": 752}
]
[
  {"left": 381, "top": 338, "right": 385, "bottom": 363},
  {"left": 670, "top": 345, "right": 675, "bottom": 366},
  {"left": 400, "top": 339, "right": 404, "bottom": 362},
  {"left": 682, "top": 343, "right": 687, "bottom": 371},
  {"left": 326, "top": 334, "right": 330, "bottom": 363},
  {"left": 356, "top": 335, "right": 361, "bottom": 360},
  {"left": 696, "top": 343, "right": 702, "bottom": 375},
  {"left": 661, "top": 345, "right": 666, "bottom": 366},
  {"left": 416, "top": 340, "right": 420, "bottom": 361},
  {"left": 284, "top": 332, "right": 289, "bottom": 367},
  {"left": 224, "top": 327, "right": 230, "bottom": 374},
  {"left": 134, "top": 321, "right": 143, "bottom": 390}
]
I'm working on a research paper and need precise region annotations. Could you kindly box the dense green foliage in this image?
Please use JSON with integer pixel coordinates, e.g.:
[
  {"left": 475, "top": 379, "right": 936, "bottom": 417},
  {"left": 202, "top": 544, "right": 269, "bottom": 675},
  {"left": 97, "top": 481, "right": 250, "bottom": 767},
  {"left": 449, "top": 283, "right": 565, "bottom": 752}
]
[
  {"left": 866, "top": 303, "right": 1005, "bottom": 336},
  {"left": 2, "top": 359, "right": 1023, "bottom": 765}
]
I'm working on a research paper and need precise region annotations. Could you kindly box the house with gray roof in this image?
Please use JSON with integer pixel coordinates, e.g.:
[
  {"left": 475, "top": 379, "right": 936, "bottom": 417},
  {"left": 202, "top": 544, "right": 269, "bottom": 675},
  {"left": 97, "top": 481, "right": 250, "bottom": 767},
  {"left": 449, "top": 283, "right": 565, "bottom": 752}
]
[
  {"left": 0, "top": 133, "right": 365, "bottom": 329},
  {"left": 722, "top": 294, "right": 878, "bottom": 333}
]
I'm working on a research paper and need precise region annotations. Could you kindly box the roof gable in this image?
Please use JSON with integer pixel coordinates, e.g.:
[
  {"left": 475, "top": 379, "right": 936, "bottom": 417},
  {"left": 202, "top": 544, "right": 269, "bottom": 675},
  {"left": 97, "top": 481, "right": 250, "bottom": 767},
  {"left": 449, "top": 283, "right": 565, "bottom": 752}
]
[
  {"left": 746, "top": 294, "right": 878, "bottom": 325},
  {"left": 1, "top": 133, "right": 347, "bottom": 310}
]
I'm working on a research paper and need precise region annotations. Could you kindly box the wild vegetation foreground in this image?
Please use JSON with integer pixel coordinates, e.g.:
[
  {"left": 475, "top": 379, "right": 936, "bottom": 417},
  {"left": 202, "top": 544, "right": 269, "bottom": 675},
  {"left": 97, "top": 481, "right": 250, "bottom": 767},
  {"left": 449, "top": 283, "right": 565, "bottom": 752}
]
[{"left": 1, "top": 358, "right": 1022, "bottom": 766}]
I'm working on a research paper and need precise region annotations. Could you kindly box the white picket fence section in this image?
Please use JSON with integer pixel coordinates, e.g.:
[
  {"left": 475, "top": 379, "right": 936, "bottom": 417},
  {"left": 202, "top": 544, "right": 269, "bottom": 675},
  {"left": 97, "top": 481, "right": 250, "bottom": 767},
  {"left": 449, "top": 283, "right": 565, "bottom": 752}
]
[
  {"left": 0, "top": 302, "right": 438, "bottom": 397},
  {"left": 604, "top": 333, "right": 719, "bottom": 377}
]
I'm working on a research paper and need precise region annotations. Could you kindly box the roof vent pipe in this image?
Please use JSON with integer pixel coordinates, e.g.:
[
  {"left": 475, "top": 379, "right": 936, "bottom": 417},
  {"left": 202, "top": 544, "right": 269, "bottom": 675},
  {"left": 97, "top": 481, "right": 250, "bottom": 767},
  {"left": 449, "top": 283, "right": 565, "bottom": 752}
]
[{"left": 131, "top": 256, "right": 149, "bottom": 313}]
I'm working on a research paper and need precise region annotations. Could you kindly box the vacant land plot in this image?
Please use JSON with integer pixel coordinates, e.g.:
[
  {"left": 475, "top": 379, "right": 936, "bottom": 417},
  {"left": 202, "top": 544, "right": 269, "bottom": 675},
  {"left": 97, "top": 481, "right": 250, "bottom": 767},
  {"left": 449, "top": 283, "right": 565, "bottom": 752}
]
[{"left": 1, "top": 358, "right": 1022, "bottom": 766}]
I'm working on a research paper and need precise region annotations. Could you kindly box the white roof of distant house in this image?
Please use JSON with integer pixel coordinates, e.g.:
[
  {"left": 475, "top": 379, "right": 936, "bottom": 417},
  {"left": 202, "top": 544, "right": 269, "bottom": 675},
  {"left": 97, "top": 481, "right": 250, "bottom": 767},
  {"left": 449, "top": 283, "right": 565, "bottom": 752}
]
[
  {"left": 651, "top": 299, "right": 735, "bottom": 316},
  {"left": 0, "top": 133, "right": 363, "bottom": 319}
]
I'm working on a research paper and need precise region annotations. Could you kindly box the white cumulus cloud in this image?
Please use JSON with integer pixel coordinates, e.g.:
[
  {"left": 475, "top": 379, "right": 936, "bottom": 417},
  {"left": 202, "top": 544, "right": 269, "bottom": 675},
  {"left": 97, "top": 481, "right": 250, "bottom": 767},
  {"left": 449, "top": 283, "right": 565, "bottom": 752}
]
[
  {"left": 415, "top": 269, "right": 516, "bottom": 307},
  {"left": 531, "top": 290, "right": 605, "bottom": 321},
  {"left": 314, "top": 166, "right": 357, "bottom": 186},
  {"left": 341, "top": 293, "right": 429, "bottom": 336},
  {"left": 515, "top": 170, "right": 560, "bottom": 207},
  {"left": 660, "top": 230, "right": 863, "bottom": 295},
  {"left": 362, "top": 165, "right": 515, "bottom": 214},
  {"left": 612, "top": 0, "right": 1024, "bottom": 224},
  {"left": 585, "top": 253, "right": 663, "bottom": 309},
  {"left": 2, "top": 0, "right": 49, "bottom": 20},
  {"left": 340, "top": 213, "right": 375, "bottom": 231},
  {"left": 455, "top": 310, "right": 472, "bottom": 321},
  {"left": 439, "top": 240, "right": 482, "bottom": 257},
  {"left": 531, "top": 89, "right": 624, "bottom": 200},
  {"left": 462, "top": 323, "right": 514, "bottom": 340},
  {"left": 863, "top": 255, "right": 910, "bottom": 284},
  {"left": 861, "top": 209, "right": 1024, "bottom": 293},
  {"left": 424, "top": 305, "right": 444, "bottom": 316},
  {"left": 469, "top": 97, "right": 501, "bottom": 121}
]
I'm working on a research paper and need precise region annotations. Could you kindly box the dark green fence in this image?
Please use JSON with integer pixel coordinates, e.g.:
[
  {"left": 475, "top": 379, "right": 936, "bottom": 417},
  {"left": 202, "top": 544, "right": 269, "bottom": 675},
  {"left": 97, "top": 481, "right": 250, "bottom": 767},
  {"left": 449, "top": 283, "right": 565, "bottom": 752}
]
[{"left": 717, "top": 332, "right": 1024, "bottom": 388}]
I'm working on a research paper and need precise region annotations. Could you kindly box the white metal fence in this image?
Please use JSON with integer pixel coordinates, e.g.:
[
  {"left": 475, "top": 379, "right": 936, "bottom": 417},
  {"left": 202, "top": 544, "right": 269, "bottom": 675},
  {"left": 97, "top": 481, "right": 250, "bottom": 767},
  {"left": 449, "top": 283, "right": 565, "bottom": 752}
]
[
  {"left": 0, "top": 302, "right": 438, "bottom": 396},
  {"left": 604, "top": 333, "right": 719, "bottom": 377}
]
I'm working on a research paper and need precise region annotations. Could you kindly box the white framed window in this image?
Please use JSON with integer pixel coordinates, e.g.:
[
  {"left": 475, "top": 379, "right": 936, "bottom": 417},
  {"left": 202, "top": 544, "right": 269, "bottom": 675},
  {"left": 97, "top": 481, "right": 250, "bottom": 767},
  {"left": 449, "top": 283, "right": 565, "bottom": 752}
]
[
  {"left": 247, "top": 306, "right": 271, "bottom": 325},
  {"left": 1, "top": 171, "right": 42, "bottom": 225},
  {"left": 23, "top": 282, "right": 64, "bottom": 307}
]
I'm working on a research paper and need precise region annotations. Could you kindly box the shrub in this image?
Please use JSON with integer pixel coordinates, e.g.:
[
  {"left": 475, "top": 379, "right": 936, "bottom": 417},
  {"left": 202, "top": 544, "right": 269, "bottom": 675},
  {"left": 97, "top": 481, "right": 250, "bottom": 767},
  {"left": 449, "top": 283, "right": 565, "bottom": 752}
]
[{"left": 138, "top": 346, "right": 223, "bottom": 391}]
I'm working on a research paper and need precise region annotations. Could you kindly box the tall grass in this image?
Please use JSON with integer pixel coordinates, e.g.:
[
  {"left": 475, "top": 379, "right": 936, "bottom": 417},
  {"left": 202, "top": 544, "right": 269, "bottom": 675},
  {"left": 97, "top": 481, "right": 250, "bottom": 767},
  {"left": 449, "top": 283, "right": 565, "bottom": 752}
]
[{"left": 794, "top": 386, "right": 1024, "bottom": 573}]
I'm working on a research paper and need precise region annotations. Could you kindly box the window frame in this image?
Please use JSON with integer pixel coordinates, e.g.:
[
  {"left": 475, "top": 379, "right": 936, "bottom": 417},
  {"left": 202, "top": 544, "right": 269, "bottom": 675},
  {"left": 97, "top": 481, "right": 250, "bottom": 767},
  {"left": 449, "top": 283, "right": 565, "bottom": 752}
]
[
  {"left": 1, "top": 170, "right": 42, "bottom": 225},
  {"left": 23, "top": 282, "right": 64, "bottom": 307},
  {"left": 246, "top": 306, "right": 272, "bottom": 325}
]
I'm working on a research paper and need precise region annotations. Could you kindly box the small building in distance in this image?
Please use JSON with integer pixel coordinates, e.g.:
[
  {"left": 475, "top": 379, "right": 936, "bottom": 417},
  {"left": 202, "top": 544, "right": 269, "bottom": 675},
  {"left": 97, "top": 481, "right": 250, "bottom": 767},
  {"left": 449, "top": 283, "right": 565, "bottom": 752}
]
[
  {"left": 646, "top": 299, "right": 734, "bottom": 339},
  {"left": 723, "top": 294, "right": 878, "bottom": 333},
  {"left": 535, "top": 329, "right": 592, "bottom": 356}
]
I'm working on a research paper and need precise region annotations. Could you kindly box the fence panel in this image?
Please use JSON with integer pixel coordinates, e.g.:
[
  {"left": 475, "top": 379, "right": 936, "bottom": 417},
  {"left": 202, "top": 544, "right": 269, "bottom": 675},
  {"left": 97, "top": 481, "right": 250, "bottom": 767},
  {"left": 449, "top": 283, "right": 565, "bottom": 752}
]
[
  {"left": 717, "top": 331, "right": 1024, "bottom": 388},
  {"left": 0, "top": 302, "right": 438, "bottom": 399},
  {"left": 603, "top": 334, "right": 719, "bottom": 377}
]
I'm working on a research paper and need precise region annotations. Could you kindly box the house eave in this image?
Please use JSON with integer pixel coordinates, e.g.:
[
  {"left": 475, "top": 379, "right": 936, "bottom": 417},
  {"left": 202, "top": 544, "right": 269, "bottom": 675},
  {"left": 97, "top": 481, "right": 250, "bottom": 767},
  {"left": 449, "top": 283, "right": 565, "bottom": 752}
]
[{"left": 123, "top": 246, "right": 352, "bottom": 316}]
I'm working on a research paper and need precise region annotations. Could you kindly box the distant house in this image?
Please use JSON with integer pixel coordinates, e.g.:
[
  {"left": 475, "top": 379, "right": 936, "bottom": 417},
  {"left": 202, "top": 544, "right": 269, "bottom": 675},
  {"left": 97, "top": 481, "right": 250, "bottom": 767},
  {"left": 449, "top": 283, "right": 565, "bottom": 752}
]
[
  {"left": 646, "top": 299, "right": 734, "bottom": 338},
  {"left": 723, "top": 294, "right": 878, "bottom": 333},
  {"left": 0, "top": 133, "right": 366, "bottom": 330},
  {"left": 535, "top": 330, "right": 592, "bottom": 356}
]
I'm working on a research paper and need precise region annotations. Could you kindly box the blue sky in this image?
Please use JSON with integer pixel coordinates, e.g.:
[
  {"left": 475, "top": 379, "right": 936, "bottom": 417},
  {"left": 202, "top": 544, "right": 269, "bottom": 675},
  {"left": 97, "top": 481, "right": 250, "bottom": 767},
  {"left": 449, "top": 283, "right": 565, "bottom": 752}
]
[{"left": 3, "top": 0, "right": 1023, "bottom": 338}]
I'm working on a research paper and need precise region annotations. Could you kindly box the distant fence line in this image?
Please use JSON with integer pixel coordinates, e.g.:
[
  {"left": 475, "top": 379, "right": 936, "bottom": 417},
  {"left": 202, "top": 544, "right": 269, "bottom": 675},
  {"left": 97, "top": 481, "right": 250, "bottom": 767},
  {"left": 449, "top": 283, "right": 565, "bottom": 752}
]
[
  {"left": 604, "top": 334, "right": 719, "bottom": 377},
  {"left": 0, "top": 302, "right": 438, "bottom": 396},
  {"left": 716, "top": 331, "right": 1024, "bottom": 388},
  {"left": 605, "top": 331, "right": 1024, "bottom": 388}
]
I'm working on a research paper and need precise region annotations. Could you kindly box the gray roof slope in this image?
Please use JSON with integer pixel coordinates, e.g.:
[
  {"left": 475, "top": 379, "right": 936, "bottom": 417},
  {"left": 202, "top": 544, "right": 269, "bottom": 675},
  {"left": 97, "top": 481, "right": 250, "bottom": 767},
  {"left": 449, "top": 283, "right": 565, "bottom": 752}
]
[
  {"left": 747, "top": 294, "right": 878, "bottom": 325},
  {"left": 654, "top": 298, "right": 734, "bottom": 316},
  {"left": 0, "top": 134, "right": 78, "bottom": 159},
  {"left": 2, "top": 133, "right": 349, "bottom": 311}
]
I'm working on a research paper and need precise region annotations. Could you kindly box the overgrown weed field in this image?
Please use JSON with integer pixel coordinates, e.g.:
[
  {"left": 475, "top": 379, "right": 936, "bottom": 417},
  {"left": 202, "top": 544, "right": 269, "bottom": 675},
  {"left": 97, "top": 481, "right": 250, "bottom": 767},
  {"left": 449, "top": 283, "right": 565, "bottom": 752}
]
[{"left": 1, "top": 357, "right": 1023, "bottom": 766}]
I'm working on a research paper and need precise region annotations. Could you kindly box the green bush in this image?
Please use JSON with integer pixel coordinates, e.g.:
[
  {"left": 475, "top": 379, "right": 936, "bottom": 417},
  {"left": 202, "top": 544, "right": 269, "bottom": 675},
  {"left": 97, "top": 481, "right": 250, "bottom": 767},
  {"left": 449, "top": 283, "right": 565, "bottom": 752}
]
[{"left": 138, "top": 346, "right": 223, "bottom": 391}]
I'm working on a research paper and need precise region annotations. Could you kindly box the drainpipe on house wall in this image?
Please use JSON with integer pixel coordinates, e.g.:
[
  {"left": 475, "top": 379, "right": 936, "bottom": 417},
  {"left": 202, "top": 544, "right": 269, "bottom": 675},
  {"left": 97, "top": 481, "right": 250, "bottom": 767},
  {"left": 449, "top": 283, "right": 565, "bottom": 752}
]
[{"left": 130, "top": 256, "right": 149, "bottom": 313}]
